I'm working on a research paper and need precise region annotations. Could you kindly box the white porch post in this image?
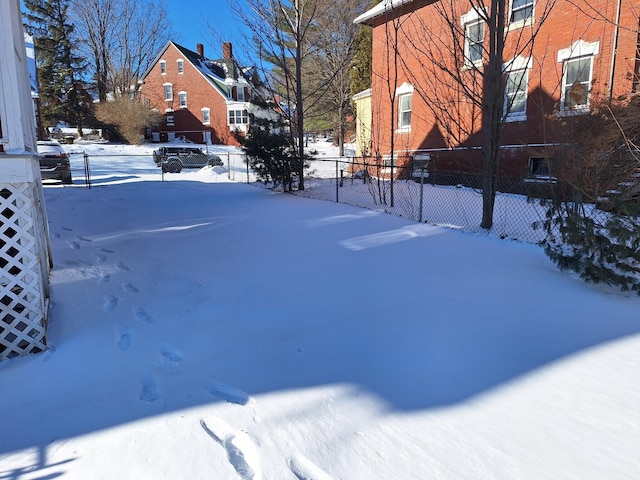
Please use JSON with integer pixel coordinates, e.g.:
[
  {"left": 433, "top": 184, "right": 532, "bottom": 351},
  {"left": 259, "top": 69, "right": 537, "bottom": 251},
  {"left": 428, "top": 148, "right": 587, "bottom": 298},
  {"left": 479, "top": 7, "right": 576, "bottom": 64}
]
[{"left": 0, "top": 0, "right": 52, "bottom": 359}]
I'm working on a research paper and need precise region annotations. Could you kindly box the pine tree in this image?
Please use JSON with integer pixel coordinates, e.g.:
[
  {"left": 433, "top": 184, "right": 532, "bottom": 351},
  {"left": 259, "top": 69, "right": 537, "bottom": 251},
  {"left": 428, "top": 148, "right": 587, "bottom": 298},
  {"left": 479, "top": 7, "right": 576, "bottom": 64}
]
[{"left": 24, "top": 0, "right": 90, "bottom": 136}]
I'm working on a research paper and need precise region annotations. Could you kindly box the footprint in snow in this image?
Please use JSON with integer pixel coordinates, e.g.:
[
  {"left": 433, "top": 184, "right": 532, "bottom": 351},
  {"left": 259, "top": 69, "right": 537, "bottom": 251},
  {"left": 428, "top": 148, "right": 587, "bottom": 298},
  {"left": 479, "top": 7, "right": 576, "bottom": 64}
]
[
  {"left": 68, "top": 240, "right": 80, "bottom": 250},
  {"left": 95, "top": 254, "right": 107, "bottom": 265},
  {"left": 133, "top": 307, "right": 154, "bottom": 323},
  {"left": 159, "top": 344, "right": 182, "bottom": 363},
  {"left": 115, "top": 261, "right": 131, "bottom": 271},
  {"left": 98, "top": 272, "right": 110, "bottom": 285},
  {"left": 103, "top": 295, "right": 119, "bottom": 312},
  {"left": 139, "top": 374, "right": 160, "bottom": 403},
  {"left": 288, "top": 454, "right": 335, "bottom": 480},
  {"left": 51, "top": 232, "right": 61, "bottom": 239},
  {"left": 62, "top": 226, "right": 73, "bottom": 231},
  {"left": 98, "top": 247, "right": 115, "bottom": 254},
  {"left": 200, "top": 418, "right": 262, "bottom": 480},
  {"left": 204, "top": 381, "right": 253, "bottom": 406},
  {"left": 121, "top": 281, "right": 139, "bottom": 294},
  {"left": 117, "top": 325, "right": 133, "bottom": 351},
  {"left": 78, "top": 236, "right": 93, "bottom": 243}
]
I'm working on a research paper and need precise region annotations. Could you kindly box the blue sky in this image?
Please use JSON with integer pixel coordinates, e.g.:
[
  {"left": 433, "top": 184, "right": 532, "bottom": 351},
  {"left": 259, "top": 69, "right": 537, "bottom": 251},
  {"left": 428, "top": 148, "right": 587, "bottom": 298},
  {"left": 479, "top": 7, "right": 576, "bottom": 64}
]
[{"left": 165, "top": 0, "right": 249, "bottom": 60}]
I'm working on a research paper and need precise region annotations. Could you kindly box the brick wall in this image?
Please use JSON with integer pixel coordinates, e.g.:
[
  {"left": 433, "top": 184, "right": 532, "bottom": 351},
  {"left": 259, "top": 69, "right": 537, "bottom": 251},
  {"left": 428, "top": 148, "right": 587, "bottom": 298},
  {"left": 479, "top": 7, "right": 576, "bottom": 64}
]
[{"left": 367, "top": 0, "right": 638, "bottom": 177}]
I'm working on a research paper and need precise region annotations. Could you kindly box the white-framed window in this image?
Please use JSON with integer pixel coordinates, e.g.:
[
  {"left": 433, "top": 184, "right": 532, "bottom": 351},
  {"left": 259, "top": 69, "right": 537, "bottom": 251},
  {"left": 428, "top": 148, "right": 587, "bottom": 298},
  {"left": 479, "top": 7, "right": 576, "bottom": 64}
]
[
  {"left": 464, "top": 20, "right": 484, "bottom": 66},
  {"left": 160, "top": 60, "right": 166, "bottom": 75},
  {"left": 395, "top": 83, "right": 413, "bottom": 132},
  {"left": 558, "top": 40, "right": 599, "bottom": 112},
  {"left": 398, "top": 94, "right": 412, "bottom": 130},
  {"left": 166, "top": 114, "right": 174, "bottom": 126},
  {"left": 503, "top": 56, "right": 531, "bottom": 121},
  {"left": 201, "top": 108, "right": 210, "bottom": 124},
  {"left": 163, "top": 83, "right": 173, "bottom": 101},
  {"left": 562, "top": 57, "right": 593, "bottom": 111},
  {"left": 510, "top": 0, "right": 534, "bottom": 25},
  {"left": 177, "top": 59, "right": 184, "bottom": 74},
  {"left": 505, "top": 69, "right": 527, "bottom": 119},
  {"left": 178, "top": 91, "right": 187, "bottom": 108},
  {"left": 228, "top": 109, "right": 248, "bottom": 125}
]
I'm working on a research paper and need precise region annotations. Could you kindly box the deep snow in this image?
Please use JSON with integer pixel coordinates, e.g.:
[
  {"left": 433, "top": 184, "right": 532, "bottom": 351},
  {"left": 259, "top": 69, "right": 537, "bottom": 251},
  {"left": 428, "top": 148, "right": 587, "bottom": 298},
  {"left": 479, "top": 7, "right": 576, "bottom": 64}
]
[{"left": 1, "top": 140, "right": 639, "bottom": 479}]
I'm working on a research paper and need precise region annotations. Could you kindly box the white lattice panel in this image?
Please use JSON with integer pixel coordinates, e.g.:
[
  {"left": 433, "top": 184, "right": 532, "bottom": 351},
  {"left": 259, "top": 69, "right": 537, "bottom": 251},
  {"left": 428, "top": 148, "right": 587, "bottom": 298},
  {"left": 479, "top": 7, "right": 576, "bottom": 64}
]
[{"left": 1, "top": 182, "right": 50, "bottom": 359}]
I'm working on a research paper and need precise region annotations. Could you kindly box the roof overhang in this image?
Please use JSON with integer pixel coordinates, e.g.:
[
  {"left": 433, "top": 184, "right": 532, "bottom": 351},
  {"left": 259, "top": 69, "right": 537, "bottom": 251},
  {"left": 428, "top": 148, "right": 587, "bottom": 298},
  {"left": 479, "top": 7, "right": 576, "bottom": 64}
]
[{"left": 353, "top": 0, "right": 416, "bottom": 25}]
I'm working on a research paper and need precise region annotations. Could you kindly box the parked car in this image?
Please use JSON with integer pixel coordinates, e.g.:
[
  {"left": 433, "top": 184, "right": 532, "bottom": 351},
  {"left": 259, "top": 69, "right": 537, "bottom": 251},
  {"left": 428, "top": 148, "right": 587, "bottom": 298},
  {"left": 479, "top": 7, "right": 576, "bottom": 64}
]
[
  {"left": 37, "top": 140, "right": 72, "bottom": 184},
  {"left": 152, "top": 146, "right": 223, "bottom": 173}
]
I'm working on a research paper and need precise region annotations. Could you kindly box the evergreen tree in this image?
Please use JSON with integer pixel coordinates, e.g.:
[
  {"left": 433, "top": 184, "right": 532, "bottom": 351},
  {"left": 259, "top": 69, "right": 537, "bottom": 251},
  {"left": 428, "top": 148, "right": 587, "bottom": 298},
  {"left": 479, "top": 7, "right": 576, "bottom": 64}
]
[
  {"left": 24, "top": 0, "right": 90, "bottom": 136},
  {"left": 235, "top": 113, "right": 310, "bottom": 192},
  {"left": 349, "top": 1, "right": 375, "bottom": 95}
]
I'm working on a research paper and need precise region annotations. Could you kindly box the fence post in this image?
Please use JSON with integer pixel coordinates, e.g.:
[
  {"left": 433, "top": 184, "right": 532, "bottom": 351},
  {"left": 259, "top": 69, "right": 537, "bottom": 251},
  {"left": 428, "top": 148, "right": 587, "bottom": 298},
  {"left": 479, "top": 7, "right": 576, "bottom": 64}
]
[
  {"left": 335, "top": 159, "right": 339, "bottom": 202},
  {"left": 84, "top": 152, "right": 91, "bottom": 188},
  {"left": 419, "top": 169, "right": 425, "bottom": 223}
]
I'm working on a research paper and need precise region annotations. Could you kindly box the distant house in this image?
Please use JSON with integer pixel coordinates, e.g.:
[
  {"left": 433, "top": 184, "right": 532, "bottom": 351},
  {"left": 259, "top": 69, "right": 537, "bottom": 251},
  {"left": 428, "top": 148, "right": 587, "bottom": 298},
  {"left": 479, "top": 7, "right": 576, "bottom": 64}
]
[
  {"left": 140, "top": 41, "right": 257, "bottom": 145},
  {"left": 354, "top": 0, "right": 640, "bottom": 180}
]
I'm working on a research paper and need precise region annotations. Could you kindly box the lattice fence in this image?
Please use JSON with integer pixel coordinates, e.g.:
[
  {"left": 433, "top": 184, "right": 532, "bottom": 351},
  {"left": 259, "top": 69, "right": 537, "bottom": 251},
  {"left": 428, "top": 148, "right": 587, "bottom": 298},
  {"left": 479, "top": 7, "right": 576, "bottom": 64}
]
[{"left": 1, "top": 182, "right": 51, "bottom": 359}]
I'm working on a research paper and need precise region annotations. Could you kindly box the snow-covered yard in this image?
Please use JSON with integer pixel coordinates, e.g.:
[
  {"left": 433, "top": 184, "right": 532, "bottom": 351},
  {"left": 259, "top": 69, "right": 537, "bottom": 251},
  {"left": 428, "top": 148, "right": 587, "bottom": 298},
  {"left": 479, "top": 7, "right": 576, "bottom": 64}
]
[{"left": 1, "top": 140, "right": 639, "bottom": 479}]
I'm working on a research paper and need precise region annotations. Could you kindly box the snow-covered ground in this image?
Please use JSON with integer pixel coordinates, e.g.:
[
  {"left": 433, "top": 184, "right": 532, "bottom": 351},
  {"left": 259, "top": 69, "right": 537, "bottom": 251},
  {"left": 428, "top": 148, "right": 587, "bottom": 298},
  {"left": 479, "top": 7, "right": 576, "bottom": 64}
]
[{"left": 1, "top": 140, "right": 639, "bottom": 479}]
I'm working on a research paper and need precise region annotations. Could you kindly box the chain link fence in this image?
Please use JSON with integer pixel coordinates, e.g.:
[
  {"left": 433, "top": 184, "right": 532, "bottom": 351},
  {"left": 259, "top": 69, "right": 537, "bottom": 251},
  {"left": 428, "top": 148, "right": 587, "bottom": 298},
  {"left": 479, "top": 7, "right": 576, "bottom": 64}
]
[
  {"left": 61, "top": 150, "right": 256, "bottom": 187},
  {"left": 55, "top": 150, "right": 620, "bottom": 245},
  {"left": 294, "top": 156, "right": 584, "bottom": 244}
]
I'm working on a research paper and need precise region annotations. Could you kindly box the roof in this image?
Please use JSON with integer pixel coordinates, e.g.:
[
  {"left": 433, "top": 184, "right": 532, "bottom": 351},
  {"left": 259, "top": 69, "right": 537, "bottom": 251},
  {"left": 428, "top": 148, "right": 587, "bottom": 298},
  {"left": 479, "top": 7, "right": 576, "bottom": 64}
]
[
  {"left": 141, "top": 41, "right": 252, "bottom": 100},
  {"left": 353, "top": 0, "right": 416, "bottom": 25}
]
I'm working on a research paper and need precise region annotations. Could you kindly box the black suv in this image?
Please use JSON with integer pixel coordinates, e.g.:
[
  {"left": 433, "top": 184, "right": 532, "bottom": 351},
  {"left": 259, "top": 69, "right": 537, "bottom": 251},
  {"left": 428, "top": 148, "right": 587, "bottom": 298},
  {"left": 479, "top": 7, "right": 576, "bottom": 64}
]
[{"left": 152, "top": 146, "right": 223, "bottom": 173}]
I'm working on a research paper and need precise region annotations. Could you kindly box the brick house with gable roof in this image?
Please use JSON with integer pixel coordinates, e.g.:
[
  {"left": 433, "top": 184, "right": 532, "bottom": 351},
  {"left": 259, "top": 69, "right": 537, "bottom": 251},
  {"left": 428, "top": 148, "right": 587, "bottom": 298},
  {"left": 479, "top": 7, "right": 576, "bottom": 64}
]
[
  {"left": 140, "top": 41, "right": 256, "bottom": 146},
  {"left": 354, "top": 0, "right": 640, "bottom": 182}
]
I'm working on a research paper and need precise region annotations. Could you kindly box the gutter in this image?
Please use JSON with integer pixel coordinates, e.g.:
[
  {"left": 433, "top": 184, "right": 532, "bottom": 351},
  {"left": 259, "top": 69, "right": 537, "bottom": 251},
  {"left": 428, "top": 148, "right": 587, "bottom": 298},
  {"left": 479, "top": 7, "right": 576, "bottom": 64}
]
[
  {"left": 608, "top": 0, "right": 622, "bottom": 100},
  {"left": 353, "top": 0, "right": 415, "bottom": 25}
]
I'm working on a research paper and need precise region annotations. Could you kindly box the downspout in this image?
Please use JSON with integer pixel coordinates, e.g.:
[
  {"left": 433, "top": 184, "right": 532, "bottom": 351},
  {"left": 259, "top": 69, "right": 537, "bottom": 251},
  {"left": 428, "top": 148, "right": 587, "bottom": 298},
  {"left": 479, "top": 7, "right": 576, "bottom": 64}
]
[{"left": 608, "top": 0, "right": 622, "bottom": 100}]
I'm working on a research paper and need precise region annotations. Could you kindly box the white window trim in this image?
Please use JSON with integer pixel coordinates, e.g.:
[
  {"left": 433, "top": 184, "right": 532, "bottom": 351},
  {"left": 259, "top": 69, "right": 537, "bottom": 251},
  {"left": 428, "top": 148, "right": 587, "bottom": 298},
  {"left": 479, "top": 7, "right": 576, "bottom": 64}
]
[
  {"left": 557, "top": 40, "right": 599, "bottom": 114},
  {"left": 395, "top": 83, "right": 413, "bottom": 133},
  {"left": 503, "top": 56, "right": 532, "bottom": 122},
  {"left": 461, "top": 7, "right": 485, "bottom": 69},
  {"left": 201, "top": 107, "right": 210, "bottom": 125},
  {"left": 178, "top": 91, "right": 187, "bottom": 108},
  {"left": 177, "top": 59, "right": 184, "bottom": 74},
  {"left": 508, "top": 0, "right": 535, "bottom": 29},
  {"left": 163, "top": 82, "right": 173, "bottom": 101},
  {"left": 227, "top": 108, "right": 249, "bottom": 127},
  {"left": 160, "top": 60, "right": 166, "bottom": 75}
]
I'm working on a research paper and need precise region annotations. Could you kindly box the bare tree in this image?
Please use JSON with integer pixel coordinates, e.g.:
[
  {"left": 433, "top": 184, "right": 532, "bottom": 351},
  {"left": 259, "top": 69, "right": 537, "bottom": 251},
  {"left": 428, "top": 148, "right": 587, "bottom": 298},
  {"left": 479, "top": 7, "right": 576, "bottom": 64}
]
[
  {"left": 233, "top": 0, "right": 337, "bottom": 191},
  {"left": 304, "top": 0, "right": 371, "bottom": 156},
  {"left": 71, "top": 0, "right": 171, "bottom": 101}
]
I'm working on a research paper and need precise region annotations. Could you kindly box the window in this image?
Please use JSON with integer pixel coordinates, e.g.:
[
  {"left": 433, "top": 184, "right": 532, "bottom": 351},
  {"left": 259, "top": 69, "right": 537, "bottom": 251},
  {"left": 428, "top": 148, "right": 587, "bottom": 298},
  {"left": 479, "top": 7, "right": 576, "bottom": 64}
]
[
  {"left": 163, "top": 83, "right": 173, "bottom": 101},
  {"left": 228, "top": 109, "right": 248, "bottom": 125},
  {"left": 562, "top": 57, "right": 592, "bottom": 111},
  {"left": 398, "top": 93, "right": 412, "bottom": 130},
  {"left": 178, "top": 91, "right": 187, "bottom": 108},
  {"left": 510, "top": 0, "right": 534, "bottom": 24},
  {"left": 504, "top": 69, "right": 528, "bottom": 119},
  {"left": 202, "top": 108, "right": 210, "bottom": 124},
  {"left": 237, "top": 88, "right": 245, "bottom": 102},
  {"left": 528, "top": 157, "right": 555, "bottom": 179},
  {"left": 166, "top": 114, "right": 174, "bottom": 126},
  {"left": 177, "top": 59, "right": 184, "bottom": 74},
  {"left": 557, "top": 40, "right": 599, "bottom": 112},
  {"left": 160, "top": 61, "right": 166, "bottom": 75},
  {"left": 464, "top": 20, "right": 484, "bottom": 66}
]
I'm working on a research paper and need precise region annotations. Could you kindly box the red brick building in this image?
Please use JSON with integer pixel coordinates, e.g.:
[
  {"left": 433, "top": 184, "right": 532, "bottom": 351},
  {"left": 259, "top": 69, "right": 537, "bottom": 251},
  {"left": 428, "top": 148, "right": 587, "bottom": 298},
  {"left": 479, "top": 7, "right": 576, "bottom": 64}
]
[
  {"left": 355, "top": 0, "right": 640, "bottom": 180},
  {"left": 140, "top": 41, "right": 255, "bottom": 146}
]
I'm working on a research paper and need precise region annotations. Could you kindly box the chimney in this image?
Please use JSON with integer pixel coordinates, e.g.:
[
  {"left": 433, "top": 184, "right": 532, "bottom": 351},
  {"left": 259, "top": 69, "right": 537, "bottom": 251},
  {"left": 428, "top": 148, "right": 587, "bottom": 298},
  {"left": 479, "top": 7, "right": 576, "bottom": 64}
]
[
  {"left": 197, "top": 43, "right": 204, "bottom": 57},
  {"left": 223, "top": 42, "right": 233, "bottom": 60}
]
